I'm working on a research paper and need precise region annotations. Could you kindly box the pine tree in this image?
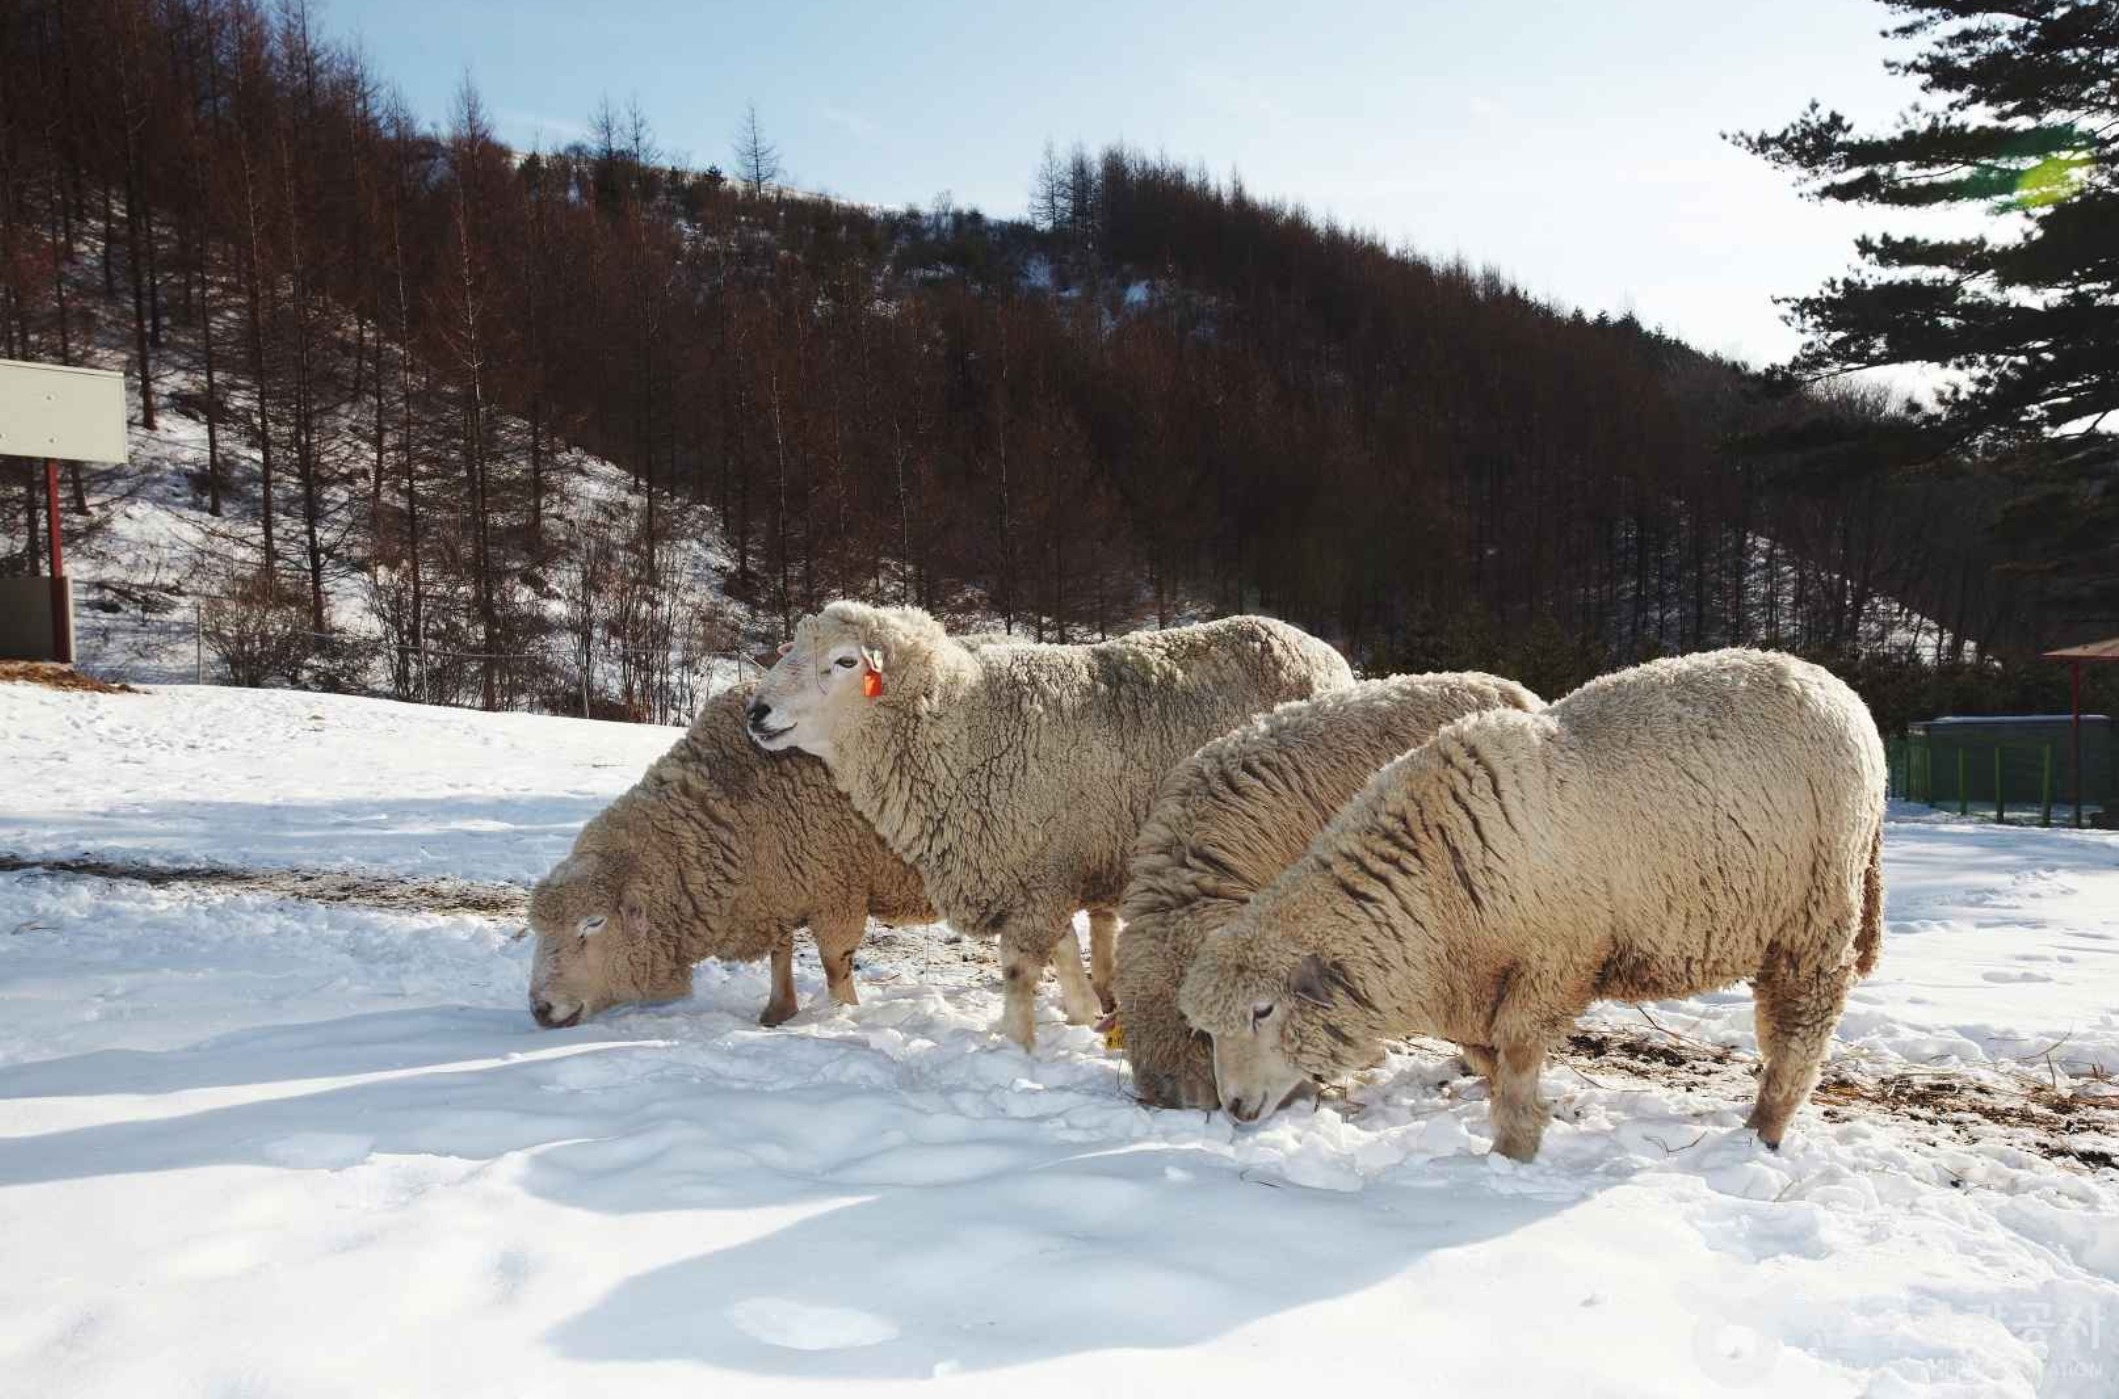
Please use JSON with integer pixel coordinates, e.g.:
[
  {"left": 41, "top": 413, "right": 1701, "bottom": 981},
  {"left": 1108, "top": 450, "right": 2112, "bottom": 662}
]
[{"left": 1737, "top": 0, "right": 2117, "bottom": 631}]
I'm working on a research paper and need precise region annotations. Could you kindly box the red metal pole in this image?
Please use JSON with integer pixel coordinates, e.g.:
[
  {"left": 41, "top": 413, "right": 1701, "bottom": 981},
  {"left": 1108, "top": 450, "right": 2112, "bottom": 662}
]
[
  {"left": 44, "top": 458, "right": 70, "bottom": 665},
  {"left": 2071, "top": 659, "right": 2084, "bottom": 829}
]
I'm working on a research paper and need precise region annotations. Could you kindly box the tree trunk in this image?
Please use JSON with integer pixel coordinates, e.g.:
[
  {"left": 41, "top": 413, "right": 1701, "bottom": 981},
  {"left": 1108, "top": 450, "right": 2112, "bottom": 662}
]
[
  {"left": 241, "top": 149, "right": 274, "bottom": 572},
  {"left": 124, "top": 169, "right": 157, "bottom": 431}
]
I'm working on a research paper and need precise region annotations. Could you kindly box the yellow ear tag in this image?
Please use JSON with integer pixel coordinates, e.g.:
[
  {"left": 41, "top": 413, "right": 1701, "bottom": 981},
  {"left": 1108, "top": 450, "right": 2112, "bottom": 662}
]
[{"left": 1098, "top": 1011, "right": 1125, "bottom": 1051}]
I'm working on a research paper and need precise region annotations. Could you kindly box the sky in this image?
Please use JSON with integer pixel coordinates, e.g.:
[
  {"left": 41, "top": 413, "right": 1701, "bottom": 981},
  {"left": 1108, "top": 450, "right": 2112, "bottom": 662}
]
[{"left": 329, "top": 0, "right": 1938, "bottom": 373}]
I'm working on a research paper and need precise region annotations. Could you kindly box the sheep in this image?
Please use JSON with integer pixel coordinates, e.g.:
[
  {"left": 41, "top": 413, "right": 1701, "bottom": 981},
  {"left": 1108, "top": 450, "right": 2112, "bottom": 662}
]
[
  {"left": 1178, "top": 648, "right": 1887, "bottom": 1161},
  {"left": 745, "top": 603, "right": 1355, "bottom": 1050},
  {"left": 1117, "top": 672, "right": 1543, "bottom": 1108},
  {"left": 524, "top": 687, "right": 936, "bottom": 1029}
]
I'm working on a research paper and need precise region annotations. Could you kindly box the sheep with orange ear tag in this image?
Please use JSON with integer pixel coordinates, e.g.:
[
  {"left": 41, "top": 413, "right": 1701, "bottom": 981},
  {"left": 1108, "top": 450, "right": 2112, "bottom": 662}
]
[{"left": 744, "top": 602, "right": 1355, "bottom": 1052}]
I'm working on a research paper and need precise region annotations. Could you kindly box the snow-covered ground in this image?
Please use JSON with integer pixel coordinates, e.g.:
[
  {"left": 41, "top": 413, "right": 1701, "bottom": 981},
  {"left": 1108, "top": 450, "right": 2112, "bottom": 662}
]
[{"left": 3, "top": 682, "right": 2117, "bottom": 1398}]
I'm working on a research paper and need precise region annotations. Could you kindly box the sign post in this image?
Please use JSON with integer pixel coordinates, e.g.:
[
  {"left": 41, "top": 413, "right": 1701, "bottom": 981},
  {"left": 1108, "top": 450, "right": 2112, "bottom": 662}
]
[{"left": 45, "top": 459, "right": 66, "bottom": 662}]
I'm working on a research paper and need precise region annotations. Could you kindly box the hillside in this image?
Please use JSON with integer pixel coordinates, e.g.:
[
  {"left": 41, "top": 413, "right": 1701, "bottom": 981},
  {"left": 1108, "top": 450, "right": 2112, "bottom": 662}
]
[{"left": 1, "top": 0, "right": 2092, "bottom": 722}]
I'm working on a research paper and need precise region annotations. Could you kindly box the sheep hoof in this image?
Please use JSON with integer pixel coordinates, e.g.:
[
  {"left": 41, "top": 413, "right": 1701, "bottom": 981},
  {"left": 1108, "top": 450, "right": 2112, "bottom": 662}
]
[
  {"left": 759, "top": 1001, "right": 798, "bottom": 1028},
  {"left": 994, "top": 1008, "right": 1037, "bottom": 1052},
  {"left": 1743, "top": 1106, "right": 1787, "bottom": 1150},
  {"left": 1490, "top": 1118, "right": 1545, "bottom": 1162}
]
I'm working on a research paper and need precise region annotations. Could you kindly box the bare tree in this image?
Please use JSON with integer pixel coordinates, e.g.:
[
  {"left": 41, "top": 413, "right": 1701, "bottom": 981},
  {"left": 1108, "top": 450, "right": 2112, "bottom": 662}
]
[{"left": 732, "top": 101, "right": 781, "bottom": 197}]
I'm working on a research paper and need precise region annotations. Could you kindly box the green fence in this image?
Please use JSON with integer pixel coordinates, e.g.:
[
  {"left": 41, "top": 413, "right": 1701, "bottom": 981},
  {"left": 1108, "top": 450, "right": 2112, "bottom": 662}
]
[{"left": 1889, "top": 734, "right": 2067, "bottom": 827}]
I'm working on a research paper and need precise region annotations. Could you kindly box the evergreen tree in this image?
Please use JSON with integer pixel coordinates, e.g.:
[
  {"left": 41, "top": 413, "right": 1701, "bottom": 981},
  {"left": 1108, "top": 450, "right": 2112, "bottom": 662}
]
[{"left": 1738, "top": 1, "right": 2116, "bottom": 630}]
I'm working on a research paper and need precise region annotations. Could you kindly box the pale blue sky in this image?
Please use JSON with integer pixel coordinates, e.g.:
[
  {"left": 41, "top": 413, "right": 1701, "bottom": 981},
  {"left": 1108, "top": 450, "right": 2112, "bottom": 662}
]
[{"left": 332, "top": 0, "right": 1929, "bottom": 369}]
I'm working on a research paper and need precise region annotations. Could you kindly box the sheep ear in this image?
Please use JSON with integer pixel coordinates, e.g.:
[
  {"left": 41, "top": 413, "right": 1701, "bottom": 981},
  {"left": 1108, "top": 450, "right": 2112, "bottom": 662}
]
[
  {"left": 620, "top": 889, "right": 649, "bottom": 938},
  {"left": 860, "top": 645, "right": 885, "bottom": 673},
  {"left": 1291, "top": 953, "right": 1336, "bottom": 1008}
]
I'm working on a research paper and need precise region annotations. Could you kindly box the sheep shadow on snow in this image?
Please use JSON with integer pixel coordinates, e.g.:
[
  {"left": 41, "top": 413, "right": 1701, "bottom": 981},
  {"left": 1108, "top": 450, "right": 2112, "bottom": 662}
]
[
  {"left": 0, "top": 983, "right": 1606, "bottom": 1375},
  {"left": 0, "top": 1007, "right": 538, "bottom": 1101},
  {"left": 545, "top": 1140, "right": 1589, "bottom": 1378}
]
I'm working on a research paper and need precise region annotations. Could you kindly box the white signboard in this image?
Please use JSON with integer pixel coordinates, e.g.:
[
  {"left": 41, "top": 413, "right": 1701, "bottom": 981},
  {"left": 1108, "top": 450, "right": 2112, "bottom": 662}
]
[{"left": 0, "top": 359, "right": 128, "bottom": 463}]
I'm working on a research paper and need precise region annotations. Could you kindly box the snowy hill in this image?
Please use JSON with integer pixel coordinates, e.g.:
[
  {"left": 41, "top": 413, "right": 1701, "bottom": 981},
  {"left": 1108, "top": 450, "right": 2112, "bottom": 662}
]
[{"left": 3, "top": 678, "right": 2117, "bottom": 1396}]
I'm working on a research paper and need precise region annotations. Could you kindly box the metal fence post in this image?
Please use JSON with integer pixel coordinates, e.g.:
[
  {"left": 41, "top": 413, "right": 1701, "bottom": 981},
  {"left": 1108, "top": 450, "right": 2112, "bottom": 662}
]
[
  {"left": 194, "top": 600, "right": 204, "bottom": 684},
  {"left": 2041, "top": 744, "right": 2053, "bottom": 829},
  {"left": 1995, "top": 746, "right": 2005, "bottom": 824},
  {"left": 1957, "top": 748, "right": 1968, "bottom": 817}
]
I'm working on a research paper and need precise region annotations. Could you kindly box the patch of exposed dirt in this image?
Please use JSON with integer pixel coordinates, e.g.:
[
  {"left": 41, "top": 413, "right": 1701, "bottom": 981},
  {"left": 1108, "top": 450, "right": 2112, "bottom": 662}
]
[
  {"left": 1562, "top": 1022, "right": 2119, "bottom": 1172},
  {"left": 0, "top": 853, "right": 526, "bottom": 917},
  {"left": 0, "top": 661, "right": 137, "bottom": 693}
]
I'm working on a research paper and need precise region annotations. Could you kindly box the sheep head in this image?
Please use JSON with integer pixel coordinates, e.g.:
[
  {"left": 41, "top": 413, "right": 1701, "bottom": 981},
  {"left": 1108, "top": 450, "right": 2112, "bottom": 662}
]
[
  {"left": 1178, "top": 912, "right": 1375, "bottom": 1124},
  {"left": 524, "top": 846, "right": 692, "bottom": 1027},
  {"left": 746, "top": 601, "right": 950, "bottom": 762}
]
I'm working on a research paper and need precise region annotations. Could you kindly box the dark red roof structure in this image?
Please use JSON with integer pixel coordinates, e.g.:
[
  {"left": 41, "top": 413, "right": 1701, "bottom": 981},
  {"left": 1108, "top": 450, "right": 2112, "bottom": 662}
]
[
  {"left": 2045, "top": 638, "right": 2119, "bottom": 663},
  {"left": 2042, "top": 639, "right": 2119, "bottom": 827}
]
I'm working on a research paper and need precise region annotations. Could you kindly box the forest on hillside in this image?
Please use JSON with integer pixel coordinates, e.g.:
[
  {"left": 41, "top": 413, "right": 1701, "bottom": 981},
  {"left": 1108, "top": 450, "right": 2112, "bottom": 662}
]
[{"left": 1, "top": 0, "right": 2105, "bottom": 727}]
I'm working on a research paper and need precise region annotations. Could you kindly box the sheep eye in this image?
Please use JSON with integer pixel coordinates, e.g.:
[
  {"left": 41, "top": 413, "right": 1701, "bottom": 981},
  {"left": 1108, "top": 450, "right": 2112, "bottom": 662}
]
[
  {"left": 578, "top": 915, "right": 608, "bottom": 937},
  {"left": 1251, "top": 1000, "right": 1274, "bottom": 1027},
  {"left": 833, "top": 655, "right": 858, "bottom": 669}
]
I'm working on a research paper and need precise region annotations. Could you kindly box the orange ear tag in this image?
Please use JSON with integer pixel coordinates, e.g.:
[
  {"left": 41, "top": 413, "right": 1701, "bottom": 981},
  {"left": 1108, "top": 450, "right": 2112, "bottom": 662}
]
[{"left": 862, "top": 668, "right": 884, "bottom": 699}]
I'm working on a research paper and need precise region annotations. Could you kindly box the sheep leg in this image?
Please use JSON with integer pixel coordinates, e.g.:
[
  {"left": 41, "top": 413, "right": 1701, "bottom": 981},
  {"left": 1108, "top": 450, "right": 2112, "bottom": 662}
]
[
  {"left": 1049, "top": 928, "right": 1103, "bottom": 1026},
  {"left": 813, "top": 916, "right": 864, "bottom": 1009},
  {"left": 1747, "top": 955, "right": 1853, "bottom": 1148},
  {"left": 1086, "top": 907, "right": 1120, "bottom": 1014},
  {"left": 760, "top": 936, "right": 800, "bottom": 1027},
  {"left": 1458, "top": 1043, "right": 1498, "bottom": 1078},
  {"left": 996, "top": 913, "right": 1071, "bottom": 1051},
  {"left": 996, "top": 938, "right": 1044, "bottom": 1050},
  {"left": 1488, "top": 1037, "right": 1551, "bottom": 1162}
]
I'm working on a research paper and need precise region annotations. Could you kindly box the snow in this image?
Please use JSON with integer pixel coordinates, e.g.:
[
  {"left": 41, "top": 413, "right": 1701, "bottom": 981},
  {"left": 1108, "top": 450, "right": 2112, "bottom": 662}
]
[
  {"left": 4, "top": 681, "right": 2118, "bottom": 1397},
  {"left": 0, "top": 684, "right": 676, "bottom": 882}
]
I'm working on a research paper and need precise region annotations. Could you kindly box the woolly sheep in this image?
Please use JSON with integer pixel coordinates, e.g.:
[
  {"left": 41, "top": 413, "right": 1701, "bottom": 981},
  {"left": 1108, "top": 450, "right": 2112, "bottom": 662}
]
[
  {"left": 525, "top": 687, "right": 934, "bottom": 1028},
  {"left": 746, "top": 603, "right": 1355, "bottom": 1049},
  {"left": 1178, "top": 648, "right": 1886, "bottom": 1160},
  {"left": 1118, "top": 672, "right": 1543, "bottom": 1108}
]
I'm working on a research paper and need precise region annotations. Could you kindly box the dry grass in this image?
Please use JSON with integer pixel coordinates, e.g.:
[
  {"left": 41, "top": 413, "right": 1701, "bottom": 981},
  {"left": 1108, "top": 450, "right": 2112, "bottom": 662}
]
[
  {"left": 0, "top": 661, "right": 137, "bottom": 694},
  {"left": 1567, "top": 1024, "right": 2119, "bottom": 1171}
]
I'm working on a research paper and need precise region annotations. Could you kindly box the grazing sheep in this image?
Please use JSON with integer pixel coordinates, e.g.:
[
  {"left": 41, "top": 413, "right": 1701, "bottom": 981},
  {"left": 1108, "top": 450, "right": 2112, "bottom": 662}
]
[
  {"left": 1118, "top": 673, "right": 1543, "bottom": 1108},
  {"left": 746, "top": 603, "right": 1355, "bottom": 1049},
  {"left": 1178, "top": 648, "right": 1886, "bottom": 1160},
  {"left": 525, "top": 687, "right": 934, "bottom": 1029}
]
